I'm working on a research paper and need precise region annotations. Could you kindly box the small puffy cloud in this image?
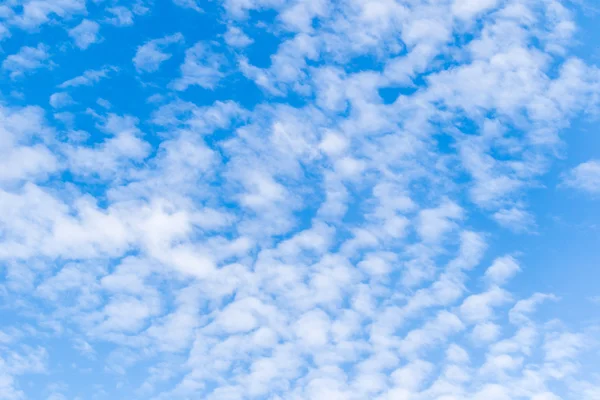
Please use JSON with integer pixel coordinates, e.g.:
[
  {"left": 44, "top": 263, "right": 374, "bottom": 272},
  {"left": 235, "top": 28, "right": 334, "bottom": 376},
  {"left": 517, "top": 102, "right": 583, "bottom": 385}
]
[
  {"left": 49, "top": 92, "right": 73, "bottom": 109},
  {"left": 294, "top": 309, "right": 331, "bottom": 348},
  {"left": 53, "top": 112, "right": 76, "bottom": 127},
  {"left": 133, "top": 33, "right": 184, "bottom": 73},
  {"left": 318, "top": 131, "right": 348, "bottom": 156},
  {"left": 2, "top": 44, "right": 50, "bottom": 78},
  {"left": 485, "top": 256, "right": 521, "bottom": 286},
  {"left": 562, "top": 160, "right": 600, "bottom": 195},
  {"left": 224, "top": 26, "right": 253, "bottom": 48},
  {"left": 106, "top": 6, "right": 134, "bottom": 26},
  {"left": 446, "top": 343, "right": 470, "bottom": 364},
  {"left": 471, "top": 322, "right": 501, "bottom": 344},
  {"left": 238, "top": 170, "right": 287, "bottom": 210},
  {"left": 68, "top": 19, "right": 100, "bottom": 49},
  {"left": 72, "top": 338, "right": 96, "bottom": 359},
  {"left": 390, "top": 360, "right": 433, "bottom": 393},
  {"left": 416, "top": 199, "right": 464, "bottom": 242},
  {"left": 399, "top": 311, "right": 465, "bottom": 355},
  {"left": 171, "top": 42, "right": 226, "bottom": 91},
  {"left": 460, "top": 286, "right": 512, "bottom": 323}
]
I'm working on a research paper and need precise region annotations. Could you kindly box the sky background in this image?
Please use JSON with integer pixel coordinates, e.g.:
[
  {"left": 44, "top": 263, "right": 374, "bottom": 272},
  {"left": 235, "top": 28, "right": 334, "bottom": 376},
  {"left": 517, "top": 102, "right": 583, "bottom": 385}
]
[{"left": 0, "top": 0, "right": 600, "bottom": 399}]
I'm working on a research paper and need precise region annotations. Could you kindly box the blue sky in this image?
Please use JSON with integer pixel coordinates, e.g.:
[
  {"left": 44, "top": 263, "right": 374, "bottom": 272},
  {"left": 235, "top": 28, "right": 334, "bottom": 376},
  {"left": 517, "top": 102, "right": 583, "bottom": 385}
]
[{"left": 0, "top": 0, "right": 600, "bottom": 399}]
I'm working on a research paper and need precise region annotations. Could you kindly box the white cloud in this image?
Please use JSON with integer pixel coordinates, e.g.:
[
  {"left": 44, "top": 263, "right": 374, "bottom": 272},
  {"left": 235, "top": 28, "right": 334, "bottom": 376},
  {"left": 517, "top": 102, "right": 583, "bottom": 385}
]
[
  {"left": 493, "top": 207, "right": 536, "bottom": 232},
  {"left": 58, "top": 66, "right": 118, "bottom": 88},
  {"left": 0, "top": 104, "right": 58, "bottom": 184},
  {"left": 544, "top": 332, "right": 585, "bottom": 361},
  {"left": 472, "top": 322, "right": 501, "bottom": 343},
  {"left": 49, "top": 92, "right": 73, "bottom": 108},
  {"left": 452, "top": 0, "right": 500, "bottom": 20},
  {"left": 171, "top": 42, "right": 226, "bottom": 90},
  {"left": 0, "top": 23, "right": 9, "bottom": 40},
  {"left": 133, "top": 33, "right": 184, "bottom": 73},
  {"left": 172, "top": 0, "right": 202, "bottom": 12},
  {"left": 485, "top": 256, "right": 521, "bottom": 286},
  {"left": 97, "top": 98, "right": 111, "bottom": 109},
  {"left": 399, "top": 311, "right": 465, "bottom": 355},
  {"left": 509, "top": 293, "right": 558, "bottom": 325},
  {"left": 239, "top": 33, "right": 319, "bottom": 95},
  {"left": 106, "top": 6, "right": 134, "bottom": 26},
  {"left": 294, "top": 309, "right": 330, "bottom": 348},
  {"left": 224, "top": 26, "right": 253, "bottom": 48},
  {"left": 460, "top": 286, "right": 512, "bottom": 323},
  {"left": 562, "top": 160, "right": 600, "bottom": 195},
  {"left": 9, "top": 0, "right": 86, "bottom": 30},
  {"left": 416, "top": 199, "right": 464, "bottom": 242},
  {"left": 68, "top": 19, "right": 100, "bottom": 49},
  {"left": 2, "top": 44, "right": 50, "bottom": 78},
  {"left": 0, "top": 0, "right": 599, "bottom": 399},
  {"left": 65, "top": 113, "right": 150, "bottom": 178},
  {"left": 0, "top": 145, "right": 58, "bottom": 183},
  {"left": 221, "top": 0, "right": 283, "bottom": 19}
]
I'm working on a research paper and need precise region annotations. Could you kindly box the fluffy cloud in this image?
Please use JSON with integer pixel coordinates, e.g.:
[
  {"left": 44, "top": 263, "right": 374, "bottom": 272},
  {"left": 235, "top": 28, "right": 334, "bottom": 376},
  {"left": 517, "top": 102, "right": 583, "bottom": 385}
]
[
  {"left": 2, "top": 44, "right": 50, "bottom": 78},
  {"left": 49, "top": 92, "right": 74, "bottom": 108},
  {"left": 68, "top": 19, "right": 101, "bottom": 49},
  {"left": 562, "top": 160, "right": 600, "bottom": 195},
  {"left": 223, "top": 26, "right": 253, "bottom": 48},
  {"left": 133, "top": 33, "right": 184, "bottom": 73},
  {"left": 106, "top": 6, "right": 134, "bottom": 26},
  {"left": 171, "top": 42, "right": 226, "bottom": 90},
  {"left": 485, "top": 256, "right": 521, "bottom": 285}
]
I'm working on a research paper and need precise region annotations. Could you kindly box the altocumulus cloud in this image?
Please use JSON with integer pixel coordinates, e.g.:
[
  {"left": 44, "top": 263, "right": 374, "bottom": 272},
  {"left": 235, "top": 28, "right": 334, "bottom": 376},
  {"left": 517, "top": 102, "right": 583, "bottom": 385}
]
[{"left": 0, "top": 0, "right": 599, "bottom": 399}]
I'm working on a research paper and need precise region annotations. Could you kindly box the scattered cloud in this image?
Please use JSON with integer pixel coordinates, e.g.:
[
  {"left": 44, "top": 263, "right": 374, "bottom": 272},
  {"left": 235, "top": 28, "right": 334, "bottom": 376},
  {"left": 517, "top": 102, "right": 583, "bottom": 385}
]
[
  {"left": 8, "top": 0, "right": 86, "bottom": 30},
  {"left": 0, "top": 1, "right": 598, "bottom": 400},
  {"left": 2, "top": 44, "right": 51, "bottom": 78},
  {"left": 133, "top": 33, "right": 184, "bottom": 73},
  {"left": 224, "top": 26, "right": 253, "bottom": 48},
  {"left": 172, "top": 0, "right": 202, "bottom": 12},
  {"left": 49, "top": 92, "right": 74, "bottom": 108},
  {"left": 58, "top": 66, "right": 118, "bottom": 88},
  {"left": 106, "top": 6, "right": 134, "bottom": 26},
  {"left": 171, "top": 42, "right": 226, "bottom": 90},
  {"left": 68, "top": 19, "right": 101, "bottom": 50},
  {"left": 562, "top": 160, "right": 600, "bottom": 195}
]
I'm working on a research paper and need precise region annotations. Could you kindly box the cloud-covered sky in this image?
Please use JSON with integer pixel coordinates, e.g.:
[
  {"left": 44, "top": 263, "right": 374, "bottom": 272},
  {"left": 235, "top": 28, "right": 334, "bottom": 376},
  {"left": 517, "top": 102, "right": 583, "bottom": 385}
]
[{"left": 1, "top": 0, "right": 599, "bottom": 399}]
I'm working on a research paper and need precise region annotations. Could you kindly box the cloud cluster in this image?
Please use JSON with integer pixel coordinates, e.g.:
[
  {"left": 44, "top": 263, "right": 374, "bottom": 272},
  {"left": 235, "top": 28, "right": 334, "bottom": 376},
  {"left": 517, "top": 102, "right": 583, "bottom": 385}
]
[{"left": 0, "top": 0, "right": 599, "bottom": 399}]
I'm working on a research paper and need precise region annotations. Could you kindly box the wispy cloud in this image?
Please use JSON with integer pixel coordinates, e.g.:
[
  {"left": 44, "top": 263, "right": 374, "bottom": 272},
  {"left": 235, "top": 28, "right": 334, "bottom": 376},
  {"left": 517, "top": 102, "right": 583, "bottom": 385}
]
[{"left": 58, "top": 66, "right": 118, "bottom": 88}]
